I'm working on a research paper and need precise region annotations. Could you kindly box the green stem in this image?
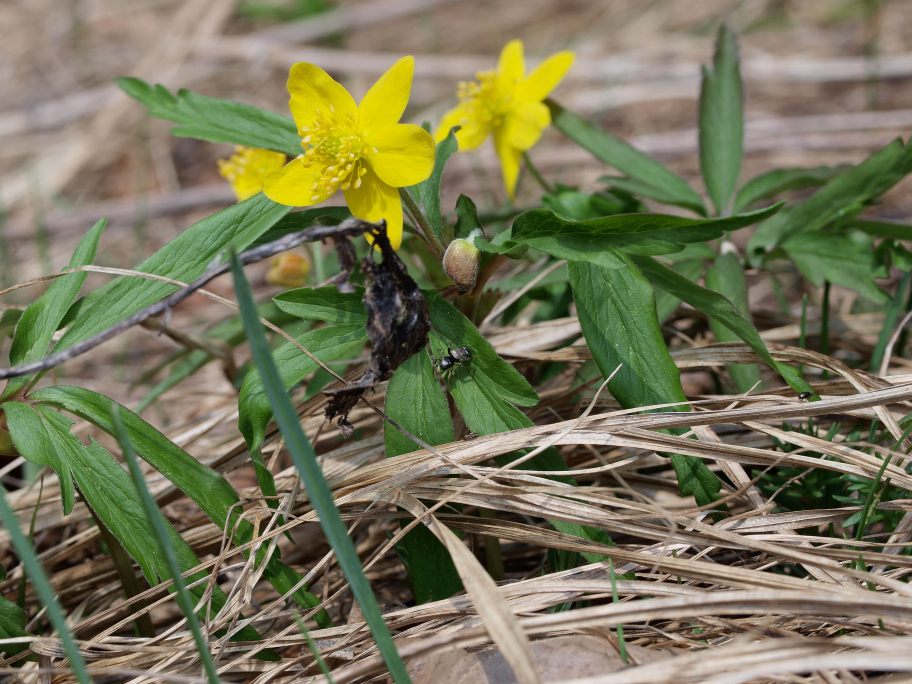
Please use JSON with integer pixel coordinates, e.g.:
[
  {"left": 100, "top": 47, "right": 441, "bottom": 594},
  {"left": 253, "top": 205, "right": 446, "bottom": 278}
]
[
  {"left": 821, "top": 280, "right": 831, "bottom": 380},
  {"left": 478, "top": 508, "right": 504, "bottom": 581},
  {"left": 93, "top": 509, "right": 155, "bottom": 638},
  {"left": 522, "top": 151, "right": 554, "bottom": 194},
  {"left": 400, "top": 189, "right": 445, "bottom": 257}
]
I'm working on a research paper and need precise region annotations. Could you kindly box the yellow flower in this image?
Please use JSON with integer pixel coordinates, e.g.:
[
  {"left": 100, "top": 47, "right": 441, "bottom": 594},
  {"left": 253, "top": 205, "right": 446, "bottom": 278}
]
[
  {"left": 435, "top": 40, "right": 574, "bottom": 199},
  {"left": 266, "top": 252, "right": 311, "bottom": 288},
  {"left": 264, "top": 56, "right": 434, "bottom": 249},
  {"left": 218, "top": 146, "right": 287, "bottom": 201}
]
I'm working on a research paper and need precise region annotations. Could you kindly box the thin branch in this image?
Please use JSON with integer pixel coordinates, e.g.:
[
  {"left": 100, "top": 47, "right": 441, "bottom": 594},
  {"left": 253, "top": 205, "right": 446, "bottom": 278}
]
[{"left": 0, "top": 217, "right": 379, "bottom": 381}]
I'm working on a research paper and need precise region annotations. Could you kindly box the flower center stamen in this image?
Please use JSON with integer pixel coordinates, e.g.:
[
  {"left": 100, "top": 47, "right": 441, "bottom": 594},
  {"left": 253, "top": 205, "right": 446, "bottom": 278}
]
[
  {"left": 298, "top": 109, "right": 370, "bottom": 201},
  {"left": 456, "top": 70, "right": 513, "bottom": 129}
]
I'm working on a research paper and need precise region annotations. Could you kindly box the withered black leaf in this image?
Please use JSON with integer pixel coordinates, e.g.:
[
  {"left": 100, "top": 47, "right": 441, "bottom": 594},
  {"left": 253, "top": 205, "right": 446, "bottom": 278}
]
[{"left": 324, "top": 223, "right": 430, "bottom": 433}]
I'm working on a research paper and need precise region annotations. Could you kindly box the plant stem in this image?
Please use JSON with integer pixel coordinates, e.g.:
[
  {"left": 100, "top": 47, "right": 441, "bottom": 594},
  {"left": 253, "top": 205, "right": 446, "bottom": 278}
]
[
  {"left": 522, "top": 151, "right": 554, "bottom": 194},
  {"left": 400, "top": 189, "right": 445, "bottom": 257}
]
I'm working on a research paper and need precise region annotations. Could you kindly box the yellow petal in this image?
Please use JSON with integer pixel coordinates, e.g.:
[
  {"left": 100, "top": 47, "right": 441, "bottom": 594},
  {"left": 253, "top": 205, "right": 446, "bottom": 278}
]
[
  {"left": 504, "top": 100, "right": 550, "bottom": 151},
  {"left": 497, "top": 39, "right": 525, "bottom": 85},
  {"left": 517, "top": 50, "right": 575, "bottom": 102},
  {"left": 368, "top": 123, "right": 434, "bottom": 187},
  {"left": 287, "top": 63, "right": 357, "bottom": 133},
  {"left": 358, "top": 56, "right": 414, "bottom": 134},
  {"left": 435, "top": 106, "right": 464, "bottom": 143},
  {"left": 435, "top": 104, "right": 489, "bottom": 150},
  {"left": 494, "top": 128, "right": 522, "bottom": 200},
  {"left": 218, "top": 147, "right": 287, "bottom": 201},
  {"left": 343, "top": 167, "right": 404, "bottom": 249},
  {"left": 263, "top": 158, "right": 333, "bottom": 207}
]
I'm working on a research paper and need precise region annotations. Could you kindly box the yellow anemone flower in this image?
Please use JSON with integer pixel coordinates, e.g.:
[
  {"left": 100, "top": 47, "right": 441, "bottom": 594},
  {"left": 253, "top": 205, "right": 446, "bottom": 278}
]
[
  {"left": 264, "top": 55, "right": 434, "bottom": 249},
  {"left": 218, "top": 146, "right": 287, "bottom": 201},
  {"left": 435, "top": 40, "right": 574, "bottom": 199}
]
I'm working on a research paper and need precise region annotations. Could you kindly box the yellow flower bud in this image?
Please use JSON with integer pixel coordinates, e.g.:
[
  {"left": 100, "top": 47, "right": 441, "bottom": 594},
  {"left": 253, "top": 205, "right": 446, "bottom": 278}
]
[{"left": 266, "top": 252, "right": 311, "bottom": 288}]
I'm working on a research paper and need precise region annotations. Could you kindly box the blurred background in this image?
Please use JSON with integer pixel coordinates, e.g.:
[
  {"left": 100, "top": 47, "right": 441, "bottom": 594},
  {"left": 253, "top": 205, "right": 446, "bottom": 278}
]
[{"left": 2, "top": 0, "right": 911, "bottom": 417}]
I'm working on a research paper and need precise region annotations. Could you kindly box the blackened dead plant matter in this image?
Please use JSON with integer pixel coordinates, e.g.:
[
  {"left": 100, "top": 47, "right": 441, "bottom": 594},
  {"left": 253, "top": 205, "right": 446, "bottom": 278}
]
[{"left": 324, "top": 223, "right": 431, "bottom": 435}]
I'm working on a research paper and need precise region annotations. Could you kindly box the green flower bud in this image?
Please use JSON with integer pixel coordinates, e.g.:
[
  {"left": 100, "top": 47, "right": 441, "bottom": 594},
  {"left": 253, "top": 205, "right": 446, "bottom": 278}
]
[{"left": 443, "top": 237, "right": 481, "bottom": 292}]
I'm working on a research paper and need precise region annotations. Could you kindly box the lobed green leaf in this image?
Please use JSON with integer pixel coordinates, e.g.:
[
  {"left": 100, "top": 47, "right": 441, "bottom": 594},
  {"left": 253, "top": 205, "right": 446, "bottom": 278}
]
[
  {"left": 59, "top": 194, "right": 290, "bottom": 349},
  {"left": 274, "top": 287, "right": 367, "bottom": 325},
  {"left": 704, "top": 252, "right": 762, "bottom": 393},
  {"left": 783, "top": 232, "right": 888, "bottom": 303},
  {"left": 568, "top": 259, "right": 721, "bottom": 505},
  {"left": 699, "top": 25, "right": 744, "bottom": 215},
  {"left": 504, "top": 203, "right": 781, "bottom": 269},
  {"left": 548, "top": 100, "right": 706, "bottom": 215},
  {"left": 3, "top": 219, "right": 106, "bottom": 399},
  {"left": 748, "top": 137, "right": 912, "bottom": 257},
  {"left": 117, "top": 77, "right": 300, "bottom": 155},
  {"left": 238, "top": 324, "right": 368, "bottom": 449},
  {"left": 411, "top": 130, "right": 460, "bottom": 242},
  {"left": 733, "top": 164, "right": 847, "bottom": 213},
  {"left": 384, "top": 351, "right": 462, "bottom": 603},
  {"left": 4, "top": 402, "right": 264, "bottom": 643}
]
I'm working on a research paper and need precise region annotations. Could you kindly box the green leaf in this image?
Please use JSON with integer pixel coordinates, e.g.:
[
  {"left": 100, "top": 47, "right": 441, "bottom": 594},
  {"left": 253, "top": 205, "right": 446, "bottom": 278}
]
[
  {"left": 238, "top": 324, "right": 368, "bottom": 449},
  {"left": 27, "top": 387, "right": 328, "bottom": 625},
  {"left": 59, "top": 194, "right": 290, "bottom": 349},
  {"left": 411, "top": 130, "right": 459, "bottom": 242},
  {"left": 426, "top": 326, "right": 613, "bottom": 561},
  {"left": 0, "top": 309, "right": 22, "bottom": 342},
  {"left": 427, "top": 292, "right": 537, "bottom": 408},
  {"left": 4, "top": 403, "right": 264, "bottom": 644},
  {"left": 251, "top": 206, "right": 352, "bottom": 247},
  {"left": 704, "top": 252, "right": 761, "bottom": 393},
  {"left": 3, "top": 219, "right": 106, "bottom": 399},
  {"left": 568, "top": 259, "right": 721, "bottom": 505},
  {"left": 111, "top": 408, "right": 220, "bottom": 684},
  {"left": 384, "top": 351, "right": 462, "bottom": 603},
  {"left": 117, "top": 77, "right": 300, "bottom": 155},
  {"left": 505, "top": 204, "right": 781, "bottom": 269},
  {"left": 733, "top": 165, "right": 847, "bottom": 213},
  {"left": 783, "top": 232, "right": 888, "bottom": 303},
  {"left": 546, "top": 186, "right": 640, "bottom": 220},
  {"left": 231, "top": 253, "right": 412, "bottom": 684},
  {"left": 0, "top": 485, "right": 90, "bottom": 683},
  {"left": 633, "top": 255, "right": 810, "bottom": 394},
  {"left": 853, "top": 219, "right": 912, "bottom": 240},
  {"left": 0, "top": 595, "right": 29, "bottom": 656},
  {"left": 0, "top": 402, "right": 75, "bottom": 515},
  {"left": 548, "top": 100, "right": 706, "bottom": 215},
  {"left": 31, "top": 386, "right": 241, "bottom": 528},
  {"left": 871, "top": 272, "right": 912, "bottom": 372},
  {"left": 274, "top": 287, "right": 366, "bottom": 325},
  {"left": 569, "top": 258, "right": 686, "bottom": 409},
  {"left": 594, "top": 176, "right": 684, "bottom": 213},
  {"left": 454, "top": 194, "right": 482, "bottom": 239},
  {"left": 385, "top": 350, "right": 455, "bottom": 455},
  {"left": 748, "top": 137, "right": 912, "bottom": 257},
  {"left": 699, "top": 25, "right": 743, "bottom": 215},
  {"left": 655, "top": 258, "right": 704, "bottom": 323}
]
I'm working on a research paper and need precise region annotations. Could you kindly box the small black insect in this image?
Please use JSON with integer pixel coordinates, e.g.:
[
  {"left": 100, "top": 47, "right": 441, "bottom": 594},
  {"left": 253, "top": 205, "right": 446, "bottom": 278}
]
[
  {"left": 437, "top": 346, "right": 472, "bottom": 374},
  {"left": 438, "top": 354, "right": 457, "bottom": 371},
  {"left": 798, "top": 391, "right": 814, "bottom": 401},
  {"left": 449, "top": 346, "right": 471, "bottom": 362}
]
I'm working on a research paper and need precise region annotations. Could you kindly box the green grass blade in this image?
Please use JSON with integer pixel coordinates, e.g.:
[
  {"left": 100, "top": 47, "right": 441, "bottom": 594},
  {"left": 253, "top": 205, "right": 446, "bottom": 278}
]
[
  {"left": 0, "top": 485, "right": 92, "bottom": 684},
  {"left": 110, "top": 407, "right": 220, "bottom": 683},
  {"left": 229, "top": 252, "right": 412, "bottom": 684}
]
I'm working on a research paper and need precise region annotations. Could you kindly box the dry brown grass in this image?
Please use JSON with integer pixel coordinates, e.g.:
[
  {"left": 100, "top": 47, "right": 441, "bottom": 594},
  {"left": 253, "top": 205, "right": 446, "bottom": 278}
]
[{"left": 2, "top": 1, "right": 912, "bottom": 682}]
